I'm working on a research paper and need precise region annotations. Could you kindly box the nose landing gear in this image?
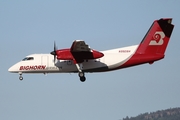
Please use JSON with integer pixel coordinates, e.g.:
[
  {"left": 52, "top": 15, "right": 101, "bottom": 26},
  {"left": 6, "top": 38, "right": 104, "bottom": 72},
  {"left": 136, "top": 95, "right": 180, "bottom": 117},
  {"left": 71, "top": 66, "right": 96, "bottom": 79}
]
[{"left": 19, "top": 72, "right": 23, "bottom": 81}]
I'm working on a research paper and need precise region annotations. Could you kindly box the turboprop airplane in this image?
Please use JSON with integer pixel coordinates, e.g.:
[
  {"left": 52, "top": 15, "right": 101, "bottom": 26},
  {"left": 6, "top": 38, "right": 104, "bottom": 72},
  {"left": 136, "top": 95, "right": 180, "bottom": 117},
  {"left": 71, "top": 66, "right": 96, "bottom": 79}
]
[{"left": 8, "top": 18, "right": 174, "bottom": 82}]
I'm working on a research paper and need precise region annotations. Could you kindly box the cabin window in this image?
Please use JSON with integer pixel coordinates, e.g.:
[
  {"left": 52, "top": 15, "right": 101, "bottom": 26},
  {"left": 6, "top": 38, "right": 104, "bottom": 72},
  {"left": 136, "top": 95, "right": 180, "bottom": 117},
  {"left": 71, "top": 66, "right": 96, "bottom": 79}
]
[{"left": 22, "top": 57, "right": 34, "bottom": 61}]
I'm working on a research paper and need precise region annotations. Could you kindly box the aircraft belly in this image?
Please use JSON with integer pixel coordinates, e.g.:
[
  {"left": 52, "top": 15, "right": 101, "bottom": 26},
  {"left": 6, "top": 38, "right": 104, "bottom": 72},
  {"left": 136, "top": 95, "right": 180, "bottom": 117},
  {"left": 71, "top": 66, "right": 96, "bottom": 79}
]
[
  {"left": 55, "top": 60, "right": 107, "bottom": 72},
  {"left": 82, "top": 60, "right": 108, "bottom": 72}
]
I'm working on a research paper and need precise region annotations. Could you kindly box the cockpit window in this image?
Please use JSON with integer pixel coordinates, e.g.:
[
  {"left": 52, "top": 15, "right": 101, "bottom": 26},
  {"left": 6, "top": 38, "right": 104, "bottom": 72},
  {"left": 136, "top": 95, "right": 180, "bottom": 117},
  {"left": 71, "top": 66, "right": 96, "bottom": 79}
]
[{"left": 22, "top": 57, "right": 34, "bottom": 61}]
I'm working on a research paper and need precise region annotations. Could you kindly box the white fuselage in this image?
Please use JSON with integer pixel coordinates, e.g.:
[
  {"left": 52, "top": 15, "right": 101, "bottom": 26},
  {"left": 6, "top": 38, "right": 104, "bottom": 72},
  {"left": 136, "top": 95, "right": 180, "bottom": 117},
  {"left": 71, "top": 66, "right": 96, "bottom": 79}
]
[{"left": 8, "top": 45, "right": 138, "bottom": 74}]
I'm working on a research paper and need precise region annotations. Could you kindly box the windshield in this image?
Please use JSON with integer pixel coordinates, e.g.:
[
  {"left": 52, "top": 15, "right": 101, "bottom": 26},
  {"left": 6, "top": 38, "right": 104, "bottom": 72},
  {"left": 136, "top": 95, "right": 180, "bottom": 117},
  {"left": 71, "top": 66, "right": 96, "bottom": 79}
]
[{"left": 22, "top": 57, "right": 34, "bottom": 61}]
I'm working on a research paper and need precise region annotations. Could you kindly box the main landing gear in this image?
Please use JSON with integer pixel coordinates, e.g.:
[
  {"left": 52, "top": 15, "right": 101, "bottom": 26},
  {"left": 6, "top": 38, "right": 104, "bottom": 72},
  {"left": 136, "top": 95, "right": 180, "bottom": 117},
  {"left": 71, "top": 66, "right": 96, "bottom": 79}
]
[
  {"left": 19, "top": 72, "right": 23, "bottom": 80},
  {"left": 78, "top": 72, "right": 86, "bottom": 82},
  {"left": 75, "top": 63, "right": 86, "bottom": 82}
]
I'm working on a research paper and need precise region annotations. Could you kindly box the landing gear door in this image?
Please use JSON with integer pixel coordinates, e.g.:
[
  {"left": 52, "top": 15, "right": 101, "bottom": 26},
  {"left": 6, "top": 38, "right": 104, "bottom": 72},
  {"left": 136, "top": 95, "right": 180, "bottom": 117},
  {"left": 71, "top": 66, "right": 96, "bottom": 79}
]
[{"left": 41, "top": 56, "right": 48, "bottom": 67}]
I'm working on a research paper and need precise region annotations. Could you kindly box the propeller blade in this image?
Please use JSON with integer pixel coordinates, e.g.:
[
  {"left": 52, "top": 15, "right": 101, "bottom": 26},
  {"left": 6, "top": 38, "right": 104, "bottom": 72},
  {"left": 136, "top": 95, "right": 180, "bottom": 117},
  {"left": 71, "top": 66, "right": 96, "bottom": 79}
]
[
  {"left": 50, "top": 41, "right": 58, "bottom": 63},
  {"left": 53, "top": 54, "right": 56, "bottom": 63},
  {"left": 54, "top": 41, "right": 57, "bottom": 52}
]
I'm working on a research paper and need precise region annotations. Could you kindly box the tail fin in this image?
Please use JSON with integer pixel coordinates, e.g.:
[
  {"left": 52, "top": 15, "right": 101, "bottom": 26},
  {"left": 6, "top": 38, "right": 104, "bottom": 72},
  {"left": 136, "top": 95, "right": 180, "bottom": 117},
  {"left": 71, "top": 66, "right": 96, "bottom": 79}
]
[
  {"left": 136, "top": 18, "right": 174, "bottom": 56},
  {"left": 121, "top": 18, "right": 174, "bottom": 68}
]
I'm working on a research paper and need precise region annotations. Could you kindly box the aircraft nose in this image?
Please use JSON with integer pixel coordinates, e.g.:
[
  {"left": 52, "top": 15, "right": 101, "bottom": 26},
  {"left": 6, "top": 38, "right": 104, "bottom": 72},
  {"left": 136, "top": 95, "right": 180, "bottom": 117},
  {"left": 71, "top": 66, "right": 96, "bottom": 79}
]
[
  {"left": 8, "top": 65, "right": 18, "bottom": 73},
  {"left": 8, "top": 66, "right": 14, "bottom": 72}
]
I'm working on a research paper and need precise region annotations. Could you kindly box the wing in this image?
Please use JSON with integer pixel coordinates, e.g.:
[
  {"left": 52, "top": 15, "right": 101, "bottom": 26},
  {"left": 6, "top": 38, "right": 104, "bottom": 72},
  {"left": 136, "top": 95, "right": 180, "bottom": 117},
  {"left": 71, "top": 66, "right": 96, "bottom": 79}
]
[
  {"left": 70, "top": 40, "right": 104, "bottom": 63},
  {"left": 70, "top": 40, "right": 92, "bottom": 52}
]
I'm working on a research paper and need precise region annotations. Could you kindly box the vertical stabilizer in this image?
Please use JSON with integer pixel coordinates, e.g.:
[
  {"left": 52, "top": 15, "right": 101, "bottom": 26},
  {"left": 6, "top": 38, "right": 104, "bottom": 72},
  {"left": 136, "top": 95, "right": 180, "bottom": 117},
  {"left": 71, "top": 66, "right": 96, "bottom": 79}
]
[
  {"left": 121, "top": 18, "right": 174, "bottom": 68},
  {"left": 136, "top": 18, "right": 174, "bottom": 55}
]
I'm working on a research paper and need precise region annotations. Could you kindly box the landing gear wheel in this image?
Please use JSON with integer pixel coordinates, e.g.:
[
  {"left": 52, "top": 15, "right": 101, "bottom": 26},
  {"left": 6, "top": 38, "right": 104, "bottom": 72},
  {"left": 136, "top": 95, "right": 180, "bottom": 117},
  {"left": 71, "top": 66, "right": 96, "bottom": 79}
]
[
  {"left": 80, "top": 76, "right": 86, "bottom": 82},
  {"left": 19, "top": 76, "right": 23, "bottom": 81},
  {"left": 78, "top": 72, "right": 86, "bottom": 82},
  {"left": 78, "top": 72, "right": 84, "bottom": 77}
]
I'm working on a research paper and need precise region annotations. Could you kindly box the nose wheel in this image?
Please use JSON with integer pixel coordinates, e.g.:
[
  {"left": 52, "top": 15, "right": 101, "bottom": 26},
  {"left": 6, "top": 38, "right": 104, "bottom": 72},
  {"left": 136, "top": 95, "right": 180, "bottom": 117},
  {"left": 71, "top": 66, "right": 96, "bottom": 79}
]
[
  {"left": 78, "top": 72, "right": 86, "bottom": 82},
  {"left": 19, "top": 73, "right": 23, "bottom": 80},
  {"left": 19, "top": 76, "right": 23, "bottom": 80}
]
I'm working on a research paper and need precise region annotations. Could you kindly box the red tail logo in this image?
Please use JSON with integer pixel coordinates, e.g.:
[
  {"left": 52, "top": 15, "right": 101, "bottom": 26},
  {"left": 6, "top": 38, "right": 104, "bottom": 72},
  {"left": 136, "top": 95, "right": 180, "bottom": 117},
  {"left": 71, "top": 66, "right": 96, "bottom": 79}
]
[{"left": 149, "top": 31, "right": 165, "bottom": 45}]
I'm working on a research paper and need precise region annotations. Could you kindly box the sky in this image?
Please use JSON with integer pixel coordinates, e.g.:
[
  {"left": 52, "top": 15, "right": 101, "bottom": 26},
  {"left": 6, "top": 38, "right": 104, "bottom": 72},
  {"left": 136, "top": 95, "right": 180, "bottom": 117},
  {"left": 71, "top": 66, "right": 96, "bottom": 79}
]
[{"left": 0, "top": 1, "right": 180, "bottom": 120}]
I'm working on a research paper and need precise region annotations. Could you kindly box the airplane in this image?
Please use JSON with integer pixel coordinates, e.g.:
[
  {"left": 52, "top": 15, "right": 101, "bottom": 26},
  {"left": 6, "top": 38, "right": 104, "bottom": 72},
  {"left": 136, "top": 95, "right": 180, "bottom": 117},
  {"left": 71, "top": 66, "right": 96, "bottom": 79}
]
[{"left": 8, "top": 18, "right": 174, "bottom": 82}]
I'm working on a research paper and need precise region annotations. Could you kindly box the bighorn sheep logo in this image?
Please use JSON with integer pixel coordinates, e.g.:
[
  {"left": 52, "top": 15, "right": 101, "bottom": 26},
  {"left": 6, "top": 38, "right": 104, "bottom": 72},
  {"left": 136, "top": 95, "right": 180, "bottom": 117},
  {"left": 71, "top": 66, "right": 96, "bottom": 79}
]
[{"left": 149, "top": 31, "right": 165, "bottom": 45}]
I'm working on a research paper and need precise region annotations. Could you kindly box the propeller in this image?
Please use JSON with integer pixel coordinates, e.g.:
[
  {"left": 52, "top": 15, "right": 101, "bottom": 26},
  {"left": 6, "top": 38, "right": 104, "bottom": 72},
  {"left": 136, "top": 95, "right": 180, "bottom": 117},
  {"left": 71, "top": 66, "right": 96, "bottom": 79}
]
[{"left": 50, "top": 41, "right": 57, "bottom": 63}]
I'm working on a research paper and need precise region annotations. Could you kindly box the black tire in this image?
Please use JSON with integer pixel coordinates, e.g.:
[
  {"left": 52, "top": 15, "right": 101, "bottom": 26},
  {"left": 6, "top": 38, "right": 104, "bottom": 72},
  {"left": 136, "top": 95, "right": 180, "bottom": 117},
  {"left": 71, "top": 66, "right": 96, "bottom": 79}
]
[
  {"left": 19, "top": 76, "right": 23, "bottom": 80},
  {"left": 80, "top": 77, "right": 86, "bottom": 82}
]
